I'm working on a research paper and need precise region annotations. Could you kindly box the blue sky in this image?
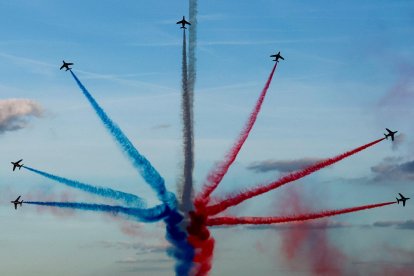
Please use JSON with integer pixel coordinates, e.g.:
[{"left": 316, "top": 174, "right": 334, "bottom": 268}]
[{"left": 0, "top": 1, "right": 413, "bottom": 275}]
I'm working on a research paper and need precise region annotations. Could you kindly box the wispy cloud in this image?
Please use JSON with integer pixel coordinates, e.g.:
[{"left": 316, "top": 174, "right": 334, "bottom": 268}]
[
  {"left": 0, "top": 52, "right": 56, "bottom": 76},
  {"left": 75, "top": 69, "right": 178, "bottom": 93},
  {"left": 128, "top": 37, "right": 349, "bottom": 48},
  {"left": 151, "top": 124, "right": 171, "bottom": 130},
  {"left": 247, "top": 158, "right": 323, "bottom": 173},
  {"left": 372, "top": 220, "right": 414, "bottom": 230},
  {"left": 241, "top": 221, "right": 351, "bottom": 230}
]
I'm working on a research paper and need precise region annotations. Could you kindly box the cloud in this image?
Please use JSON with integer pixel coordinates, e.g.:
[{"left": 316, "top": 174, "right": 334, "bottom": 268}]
[
  {"left": 0, "top": 99, "right": 43, "bottom": 134},
  {"left": 151, "top": 124, "right": 171, "bottom": 130},
  {"left": 371, "top": 157, "right": 414, "bottom": 181},
  {"left": 247, "top": 158, "right": 323, "bottom": 173},
  {"left": 87, "top": 240, "right": 168, "bottom": 254},
  {"left": 242, "top": 221, "right": 351, "bottom": 231},
  {"left": 372, "top": 220, "right": 414, "bottom": 230},
  {"left": 116, "top": 256, "right": 171, "bottom": 264}
]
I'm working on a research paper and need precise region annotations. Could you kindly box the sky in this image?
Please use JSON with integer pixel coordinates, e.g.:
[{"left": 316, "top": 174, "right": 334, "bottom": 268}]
[{"left": 0, "top": 0, "right": 413, "bottom": 275}]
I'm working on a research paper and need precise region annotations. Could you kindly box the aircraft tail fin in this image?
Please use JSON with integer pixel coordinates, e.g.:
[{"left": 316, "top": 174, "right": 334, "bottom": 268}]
[{"left": 397, "top": 198, "right": 400, "bottom": 204}]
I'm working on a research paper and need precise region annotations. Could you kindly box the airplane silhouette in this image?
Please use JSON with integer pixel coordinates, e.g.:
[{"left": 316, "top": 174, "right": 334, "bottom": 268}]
[
  {"left": 11, "top": 159, "right": 23, "bottom": 171},
  {"left": 177, "top": 16, "right": 191, "bottom": 29},
  {"left": 270, "top": 51, "right": 284, "bottom": 62},
  {"left": 396, "top": 193, "right": 410, "bottom": 207},
  {"left": 60, "top": 60, "right": 73, "bottom": 71},
  {"left": 11, "top": 196, "right": 23, "bottom": 210},
  {"left": 384, "top": 128, "right": 398, "bottom": 141}
]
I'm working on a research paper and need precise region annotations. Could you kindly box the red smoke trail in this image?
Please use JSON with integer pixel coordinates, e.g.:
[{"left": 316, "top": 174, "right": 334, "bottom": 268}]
[
  {"left": 277, "top": 188, "right": 347, "bottom": 275},
  {"left": 205, "top": 138, "right": 385, "bottom": 215},
  {"left": 206, "top": 201, "right": 395, "bottom": 226},
  {"left": 195, "top": 62, "right": 278, "bottom": 208},
  {"left": 186, "top": 211, "right": 215, "bottom": 276}
]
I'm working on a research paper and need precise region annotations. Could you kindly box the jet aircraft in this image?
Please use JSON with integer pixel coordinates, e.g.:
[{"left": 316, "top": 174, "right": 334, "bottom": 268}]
[
  {"left": 11, "top": 196, "right": 23, "bottom": 210},
  {"left": 396, "top": 193, "right": 410, "bottom": 207},
  {"left": 11, "top": 159, "right": 23, "bottom": 171},
  {"left": 384, "top": 128, "right": 398, "bottom": 141},
  {"left": 60, "top": 60, "right": 73, "bottom": 71},
  {"left": 270, "top": 51, "right": 284, "bottom": 62},
  {"left": 177, "top": 16, "right": 191, "bottom": 29}
]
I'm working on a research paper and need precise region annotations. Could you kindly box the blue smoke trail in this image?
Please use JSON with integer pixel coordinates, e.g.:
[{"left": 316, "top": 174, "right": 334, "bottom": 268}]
[
  {"left": 164, "top": 212, "right": 195, "bottom": 275},
  {"left": 23, "top": 166, "right": 145, "bottom": 207},
  {"left": 25, "top": 201, "right": 167, "bottom": 222},
  {"left": 68, "top": 71, "right": 194, "bottom": 275},
  {"left": 69, "top": 70, "right": 175, "bottom": 208}
]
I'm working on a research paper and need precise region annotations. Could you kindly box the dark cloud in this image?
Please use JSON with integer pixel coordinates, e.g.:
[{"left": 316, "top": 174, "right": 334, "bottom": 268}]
[
  {"left": 371, "top": 157, "right": 414, "bottom": 181},
  {"left": 247, "top": 158, "right": 323, "bottom": 173},
  {"left": 372, "top": 220, "right": 414, "bottom": 230},
  {"left": 0, "top": 99, "right": 43, "bottom": 134}
]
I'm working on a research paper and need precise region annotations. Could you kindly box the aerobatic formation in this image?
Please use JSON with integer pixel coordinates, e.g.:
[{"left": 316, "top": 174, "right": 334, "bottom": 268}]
[{"left": 9, "top": 10, "right": 409, "bottom": 276}]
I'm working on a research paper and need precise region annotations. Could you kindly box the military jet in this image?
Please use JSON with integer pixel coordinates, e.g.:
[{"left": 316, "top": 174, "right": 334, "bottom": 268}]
[
  {"left": 11, "top": 159, "right": 23, "bottom": 171},
  {"left": 384, "top": 128, "right": 398, "bottom": 141},
  {"left": 270, "top": 51, "right": 284, "bottom": 62},
  {"left": 396, "top": 193, "right": 410, "bottom": 207},
  {"left": 177, "top": 16, "right": 191, "bottom": 29},
  {"left": 60, "top": 60, "right": 73, "bottom": 71},
  {"left": 11, "top": 196, "right": 23, "bottom": 210}
]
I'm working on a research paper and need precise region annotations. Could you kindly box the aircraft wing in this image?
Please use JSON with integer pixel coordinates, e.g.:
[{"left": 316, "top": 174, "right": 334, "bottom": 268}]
[
  {"left": 176, "top": 20, "right": 183, "bottom": 24},
  {"left": 403, "top": 201, "right": 406, "bottom": 207},
  {"left": 13, "top": 165, "right": 16, "bottom": 171},
  {"left": 184, "top": 20, "right": 191, "bottom": 25},
  {"left": 280, "top": 56, "right": 285, "bottom": 60},
  {"left": 16, "top": 196, "right": 21, "bottom": 201},
  {"left": 59, "top": 64, "right": 65, "bottom": 70},
  {"left": 17, "top": 159, "right": 22, "bottom": 163},
  {"left": 399, "top": 193, "right": 404, "bottom": 198},
  {"left": 386, "top": 128, "right": 392, "bottom": 133},
  {"left": 67, "top": 63, "right": 73, "bottom": 66},
  {"left": 14, "top": 203, "right": 17, "bottom": 210}
]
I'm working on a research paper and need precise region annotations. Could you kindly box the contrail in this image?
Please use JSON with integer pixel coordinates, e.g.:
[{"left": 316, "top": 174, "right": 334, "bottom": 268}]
[
  {"left": 206, "top": 201, "right": 396, "bottom": 226},
  {"left": 195, "top": 63, "right": 278, "bottom": 207},
  {"left": 180, "top": 27, "right": 194, "bottom": 214},
  {"left": 69, "top": 70, "right": 174, "bottom": 207},
  {"left": 205, "top": 138, "right": 385, "bottom": 216},
  {"left": 25, "top": 201, "right": 167, "bottom": 222},
  {"left": 23, "top": 166, "right": 145, "bottom": 207}
]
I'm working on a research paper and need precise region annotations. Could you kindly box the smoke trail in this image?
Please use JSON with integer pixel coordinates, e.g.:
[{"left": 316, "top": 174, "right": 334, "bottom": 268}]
[
  {"left": 164, "top": 211, "right": 195, "bottom": 275},
  {"left": 23, "top": 166, "right": 145, "bottom": 207},
  {"left": 25, "top": 201, "right": 168, "bottom": 222},
  {"left": 277, "top": 188, "right": 347, "bottom": 275},
  {"left": 206, "top": 201, "right": 396, "bottom": 226},
  {"left": 69, "top": 70, "right": 175, "bottom": 207},
  {"left": 180, "top": 28, "right": 194, "bottom": 213},
  {"left": 68, "top": 71, "right": 193, "bottom": 275},
  {"left": 206, "top": 138, "right": 385, "bottom": 215},
  {"left": 187, "top": 211, "right": 215, "bottom": 276},
  {"left": 188, "top": 0, "right": 197, "bottom": 95},
  {"left": 195, "top": 63, "right": 278, "bottom": 207}
]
